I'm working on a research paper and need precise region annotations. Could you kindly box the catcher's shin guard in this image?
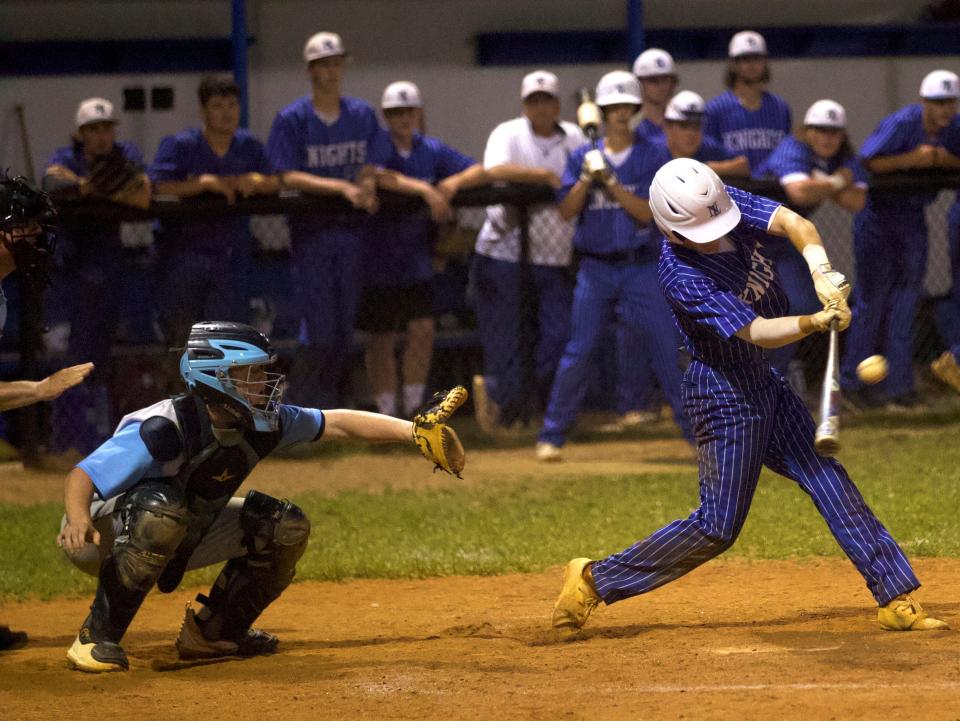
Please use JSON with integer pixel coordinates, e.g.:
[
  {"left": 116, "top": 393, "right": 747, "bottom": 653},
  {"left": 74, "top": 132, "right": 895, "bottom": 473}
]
[{"left": 191, "top": 491, "right": 310, "bottom": 645}]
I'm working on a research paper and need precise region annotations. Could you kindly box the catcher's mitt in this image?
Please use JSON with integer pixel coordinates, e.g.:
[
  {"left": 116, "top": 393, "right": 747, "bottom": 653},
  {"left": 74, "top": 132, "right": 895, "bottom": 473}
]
[
  {"left": 86, "top": 148, "right": 144, "bottom": 199},
  {"left": 412, "top": 386, "right": 468, "bottom": 477}
]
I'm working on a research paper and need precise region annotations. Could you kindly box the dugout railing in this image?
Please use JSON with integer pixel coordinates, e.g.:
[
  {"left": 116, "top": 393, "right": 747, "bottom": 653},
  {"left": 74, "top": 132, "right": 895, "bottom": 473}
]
[{"left": 8, "top": 173, "right": 960, "bottom": 463}]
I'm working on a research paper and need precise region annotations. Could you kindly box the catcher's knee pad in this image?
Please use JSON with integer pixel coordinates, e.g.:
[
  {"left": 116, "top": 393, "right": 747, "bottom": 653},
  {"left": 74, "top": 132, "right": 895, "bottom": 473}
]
[
  {"left": 196, "top": 492, "right": 310, "bottom": 641},
  {"left": 113, "top": 481, "right": 189, "bottom": 591}
]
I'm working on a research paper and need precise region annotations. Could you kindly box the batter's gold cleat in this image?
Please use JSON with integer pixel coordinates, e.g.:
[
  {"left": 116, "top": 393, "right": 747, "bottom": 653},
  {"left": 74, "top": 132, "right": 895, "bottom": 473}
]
[
  {"left": 552, "top": 557, "right": 600, "bottom": 630},
  {"left": 878, "top": 594, "right": 950, "bottom": 631},
  {"left": 931, "top": 351, "right": 960, "bottom": 394},
  {"left": 66, "top": 627, "right": 128, "bottom": 672}
]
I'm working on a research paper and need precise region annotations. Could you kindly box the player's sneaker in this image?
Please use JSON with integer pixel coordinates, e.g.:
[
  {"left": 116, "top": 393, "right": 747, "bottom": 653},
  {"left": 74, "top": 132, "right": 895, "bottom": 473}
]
[
  {"left": 598, "top": 409, "right": 660, "bottom": 433},
  {"left": 931, "top": 351, "right": 960, "bottom": 394},
  {"left": 472, "top": 375, "right": 506, "bottom": 437},
  {"left": 878, "top": 594, "right": 949, "bottom": 631},
  {"left": 66, "top": 626, "right": 128, "bottom": 672},
  {"left": 0, "top": 625, "right": 28, "bottom": 651},
  {"left": 535, "top": 441, "right": 563, "bottom": 462},
  {"left": 176, "top": 603, "right": 279, "bottom": 659},
  {"left": 552, "top": 557, "right": 600, "bottom": 630}
]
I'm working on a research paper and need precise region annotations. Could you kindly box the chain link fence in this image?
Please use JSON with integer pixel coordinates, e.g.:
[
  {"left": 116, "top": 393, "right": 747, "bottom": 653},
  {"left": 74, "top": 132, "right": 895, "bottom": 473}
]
[{"left": 1, "top": 178, "right": 958, "bottom": 460}]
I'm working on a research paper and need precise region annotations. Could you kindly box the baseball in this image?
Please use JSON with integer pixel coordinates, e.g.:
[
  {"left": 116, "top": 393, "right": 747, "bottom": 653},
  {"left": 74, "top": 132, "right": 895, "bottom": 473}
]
[{"left": 856, "top": 355, "right": 888, "bottom": 385}]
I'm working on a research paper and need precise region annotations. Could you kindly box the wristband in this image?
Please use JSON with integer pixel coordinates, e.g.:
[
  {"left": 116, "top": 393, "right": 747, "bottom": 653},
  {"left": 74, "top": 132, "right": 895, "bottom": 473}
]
[
  {"left": 798, "top": 314, "right": 815, "bottom": 334},
  {"left": 801, "top": 243, "right": 830, "bottom": 274}
]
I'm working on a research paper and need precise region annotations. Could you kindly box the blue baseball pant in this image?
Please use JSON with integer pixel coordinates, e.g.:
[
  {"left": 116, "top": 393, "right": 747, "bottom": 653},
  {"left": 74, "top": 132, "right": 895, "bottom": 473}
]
[{"left": 591, "top": 361, "right": 920, "bottom": 607}]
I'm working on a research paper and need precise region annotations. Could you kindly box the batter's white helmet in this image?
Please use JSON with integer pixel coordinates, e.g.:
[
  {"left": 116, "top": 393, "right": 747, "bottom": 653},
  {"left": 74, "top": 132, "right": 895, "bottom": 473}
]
[
  {"left": 632, "top": 48, "right": 676, "bottom": 78},
  {"left": 595, "top": 71, "right": 642, "bottom": 107},
  {"left": 649, "top": 158, "right": 741, "bottom": 244}
]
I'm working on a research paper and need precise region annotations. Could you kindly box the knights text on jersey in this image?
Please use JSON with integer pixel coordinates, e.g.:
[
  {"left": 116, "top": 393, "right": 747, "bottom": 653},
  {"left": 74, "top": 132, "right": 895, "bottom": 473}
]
[
  {"left": 703, "top": 91, "right": 791, "bottom": 171},
  {"left": 657, "top": 186, "right": 789, "bottom": 369},
  {"left": 78, "top": 400, "right": 325, "bottom": 500}
]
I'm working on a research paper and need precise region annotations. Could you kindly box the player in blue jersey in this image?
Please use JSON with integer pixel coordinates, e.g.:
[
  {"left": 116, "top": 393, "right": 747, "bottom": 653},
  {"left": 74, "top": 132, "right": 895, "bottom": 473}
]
[
  {"left": 659, "top": 90, "right": 750, "bottom": 176},
  {"left": 703, "top": 30, "right": 791, "bottom": 172},
  {"left": 42, "top": 97, "right": 152, "bottom": 456},
  {"left": 266, "top": 31, "right": 380, "bottom": 408},
  {"left": 0, "top": 176, "right": 94, "bottom": 652},
  {"left": 150, "top": 76, "right": 279, "bottom": 347},
  {"left": 631, "top": 48, "right": 678, "bottom": 142},
  {"left": 756, "top": 99, "right": 867, "bottom": 391},
  {"left": 57, "top": 320, "right": 466, "bottom": 672},
  {"left": 839, "top": 70, "right": 960, "bottom": 409},
  {"left": 361, "top": 81, "right": 486, "bottom": 416},
  {"left": 552, "top": 158, "right": 948, "bottom": 634},
  {"left": 536, "top": 71, "right": 692, "bottom": 462}
]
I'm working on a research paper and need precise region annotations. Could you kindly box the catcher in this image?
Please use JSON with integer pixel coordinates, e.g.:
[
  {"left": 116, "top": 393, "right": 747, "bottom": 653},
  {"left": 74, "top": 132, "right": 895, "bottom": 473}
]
[{"left": 57, "top": 320, "right": 466, "bottom": 672}]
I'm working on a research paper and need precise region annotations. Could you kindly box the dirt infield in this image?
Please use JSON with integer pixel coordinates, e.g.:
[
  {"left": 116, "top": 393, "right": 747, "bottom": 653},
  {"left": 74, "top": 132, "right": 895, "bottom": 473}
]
[{"left": 2, "top": 558, "right": 958, "bottom": 721}]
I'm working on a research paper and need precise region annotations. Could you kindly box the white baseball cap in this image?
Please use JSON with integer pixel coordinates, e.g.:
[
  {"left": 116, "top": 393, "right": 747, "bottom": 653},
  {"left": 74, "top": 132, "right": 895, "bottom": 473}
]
[
  {"left": 75, "top": 98, "right": 117, "bottom": 128},
  {"left": 521, "top": 70, "right": 559, "bottom": 100},
  {"left": 664, "top": 90, "right": 706, "bottom": 121},
  {"left": 632, "top": 48, "right": 676, "bottom": 78},
  {"left": 920, "top": 69, "right": 960, "bottom": 100},
  {"left": 303, "top": 31, "right": 348, "bottom": 63},
  {"left": 595, "top": 70, "right": 642, "bottom": 107},
  {"left": 381, "top": 81, "right": 423, "bottom": 109},
  {"left": 804, "top": 99, "right": 847, "bottom": 128},
  {"left": 728, "top": 30, "right": 767, "bottom": 58}
]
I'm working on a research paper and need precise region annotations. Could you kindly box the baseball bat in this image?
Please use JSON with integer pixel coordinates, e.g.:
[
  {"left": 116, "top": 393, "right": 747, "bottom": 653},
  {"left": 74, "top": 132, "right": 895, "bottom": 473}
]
[
  {"left": 576, "top": 89, "right": 601, "bottom": 149},
  {"left": 813, "top": 319, "right": 841, "bottom": 456},
  {"left": 14, "top": 104, "right": 36, "bottom": 181}
]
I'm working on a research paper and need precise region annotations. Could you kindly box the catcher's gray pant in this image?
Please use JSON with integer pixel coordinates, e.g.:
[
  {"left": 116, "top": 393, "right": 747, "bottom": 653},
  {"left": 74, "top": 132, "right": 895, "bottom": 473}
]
[{"left": 62, "top": 496, "right": 250, "bottom": 577}]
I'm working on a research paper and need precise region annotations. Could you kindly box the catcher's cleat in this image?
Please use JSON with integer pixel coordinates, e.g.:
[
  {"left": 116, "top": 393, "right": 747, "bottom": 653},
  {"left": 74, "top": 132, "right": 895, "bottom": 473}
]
[
  {"left": 536, "top": 441, "right": 563, "bottom": 462},
  {"left": 176, "top": 604, "right": 279, "bottom": 659},
  {"left": 0, "top": 625, "right": 28, "bottom": 651},
  {"left": 931, "top": 351, "right": 960, "bottom": 394},
  {"left": 552, "top": 558, "right": 600, "bottom": 630},
  {"left": 66, "top": 627, "right": 128, "bottom": 672},
  {"left": 878, "top": 594, "right": 950, "bottom": 631}
]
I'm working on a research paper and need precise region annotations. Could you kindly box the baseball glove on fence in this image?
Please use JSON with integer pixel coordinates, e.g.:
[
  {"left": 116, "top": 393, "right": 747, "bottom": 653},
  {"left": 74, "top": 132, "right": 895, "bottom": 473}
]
[
  {"left": 412, "top": 386, "right": 468, "bottom": 477},
  {"left": 86, "top": 148, "right": 144, "bottom": 199}
]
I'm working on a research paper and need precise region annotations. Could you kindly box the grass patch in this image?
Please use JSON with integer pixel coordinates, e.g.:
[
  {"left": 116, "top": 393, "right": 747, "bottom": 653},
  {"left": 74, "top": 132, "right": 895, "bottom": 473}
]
[{"left": 2, "top": 415, "right": 959, "bottom": 600}]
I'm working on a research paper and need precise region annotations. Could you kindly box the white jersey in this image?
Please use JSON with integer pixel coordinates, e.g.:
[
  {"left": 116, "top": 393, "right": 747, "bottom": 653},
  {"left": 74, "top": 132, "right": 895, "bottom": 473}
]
[{"left": 476, "top": 117, "right": 584, "bottom": 267}]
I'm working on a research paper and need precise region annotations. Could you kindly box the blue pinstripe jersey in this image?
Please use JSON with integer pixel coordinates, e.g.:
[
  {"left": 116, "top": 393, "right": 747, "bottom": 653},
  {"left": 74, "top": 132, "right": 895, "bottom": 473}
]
[
  {"left": 757, "top": 135, "right": 867, "bottom": 185},
  {"left": 149, "top": 127, "right": 273, "bottom": 254},
  {"left": 703, "top": 91, "right": 791, "bottom": 171},
  {"left": 560, "top": 138, "right": 671, "bottom": 255},
  {"left": 365, "top": 130, "right": 475, "bottom": 285},
  {"left": 860, "top": 104, "right": 960, "bottom": 211},
  {"left": 266, "top": 95, "right": 379, "bottom": 233},
  {"left": 653, "top": 136, "right": 736, "bottom": 164},
  {"left": 658, "top": 187, "right": 788, "bottom": 369},
  {"left": 634, "top": 118, "right": 664, "bottom": 142}
]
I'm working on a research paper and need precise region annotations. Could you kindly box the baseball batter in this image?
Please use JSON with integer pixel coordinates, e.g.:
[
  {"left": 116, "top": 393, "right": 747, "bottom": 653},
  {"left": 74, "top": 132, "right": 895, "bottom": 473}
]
[
  {"left": 0, "top": 176, "right": 94, "bottom": 651},
  {"left": 552, "top": 159, "right": 947, "bottom": 634},
  {"left": 839, "top": 70, "right": 960, "bottom": 409},
  {"left": 536, "top": 71, "right": 692, "bottom": 462},
  {"left": 57, "top": 321, "right": 466, "bottom": 672},
  {"left": 265, "top": 31, "right": 380, "bottom": 408}
]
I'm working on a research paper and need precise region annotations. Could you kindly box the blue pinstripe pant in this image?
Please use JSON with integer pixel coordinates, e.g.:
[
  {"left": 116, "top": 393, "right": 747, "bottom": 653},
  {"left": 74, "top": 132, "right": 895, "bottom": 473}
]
[
  {"left": 591, "top": 361, "right": 919, "bottom": 607},
  {"left": 839, "top": 207, "right": 928, "bottom": 397},
  {"left": 539, "top": 257, "right": 692, "bottom": 445}
]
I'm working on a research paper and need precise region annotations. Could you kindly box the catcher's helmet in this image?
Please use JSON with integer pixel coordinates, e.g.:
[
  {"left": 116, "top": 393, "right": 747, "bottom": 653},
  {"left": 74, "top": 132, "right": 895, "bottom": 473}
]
[
  {"left": 0, "top": 174, "right": 57, "bottom": 283},
  {"left": 179, "top": 321, "right": 284, "bottom": 432}
]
